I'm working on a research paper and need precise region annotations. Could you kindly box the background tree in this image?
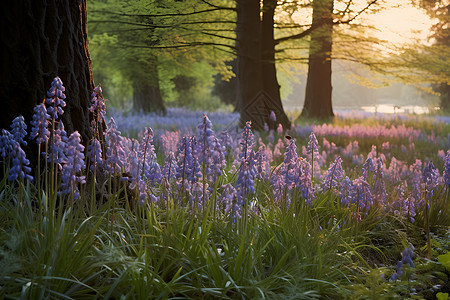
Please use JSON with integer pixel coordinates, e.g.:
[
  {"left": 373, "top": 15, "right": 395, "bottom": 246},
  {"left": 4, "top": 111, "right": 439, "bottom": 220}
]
[{"left": 0, "top": 0, "right": 94, "bottom": 142}]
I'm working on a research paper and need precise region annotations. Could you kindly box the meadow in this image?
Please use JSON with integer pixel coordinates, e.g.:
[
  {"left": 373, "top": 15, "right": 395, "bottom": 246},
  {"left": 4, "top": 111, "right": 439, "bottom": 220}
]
[{"left": 0, "top": 77, "right": 449, "bottom": 299}]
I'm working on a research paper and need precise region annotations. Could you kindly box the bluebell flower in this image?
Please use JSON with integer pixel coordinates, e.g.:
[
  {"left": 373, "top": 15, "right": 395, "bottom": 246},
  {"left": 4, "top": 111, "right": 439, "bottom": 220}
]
[
  {"left": 197, "top": 114, "right": 216, "bottom": 165},
  {"left": 47, "top": 121, "right": 68, "bottom": 168},
  {"left": 294, "top": 158, "right": 314, "bottom": 205},
  {"left": 60, "top": 131, "right": 86, "bottom": 199},
  {"left": 235, "top": 155, "right": 256, "bottom": 206},
  {"left": 11, "top": 116, "right": 28, "bottom": 147},
  {"left": 339, "top": 176, "right": 353, "bottom": 206},
  {"left": 254, "top": 145, "right": 269, "bottom": 180},
  {"left": 281, "top": 139, "right": 298, "bottom": 190},
  {"left": 352, "top": 177, "right": 373, "bottom": 211},
  {"left": 362, "top": 158, "right": 374, "bottom": 180},
  {"left": 0, "top": 129, "right": 13, "bottom": 158},
  {"left": 322, "top": 156, "right": 344, "bottom": 191},
  {"left": 86, "top": 138, "right": 102, "bottom": 169},
  {"left": 372, "top": 158, "right": 386, "bottom": 206},
  {"left": 89, "top": 85, "right": 106, "bottom": 138},
  {"left": 45, "top": 77, "right": 66, "bottom": 119},
  {"left": 269, "top": 111, "right": 276, "bottom": 122},
  {"left": 105, "top": 117, "right": 126, "bottom": 174},
  {"left": 30, "top": 104, "right": 51, "bottom": 144},
  {"left": 443, "top": 150, "right": 450, "bottom": 186},
  {"left": 390, "top": 244, "right": 414, "bottom": 281},
  {"left": 8, "top": 141, "right": 33, "bottom": 182},
  {"left": 162, "top": 152, "right": 177, "bottom": 180},
  {"left": 422, "top": 161, "right": 439, "bottom": 199},
  {"left": 207, "top": 137, "right": 225, "bottom": 184},
  {"left": 221, "top": 183, "right": 240, "bottom": 219},
  {"left": 239, "top": 121, "right": 255, "bottom": 161},
  {"left": 219, "top": 130, "right": 233, "bottom": 157},
  {"left": 306, "top": 132, "right": 319, "bottom": 159}
]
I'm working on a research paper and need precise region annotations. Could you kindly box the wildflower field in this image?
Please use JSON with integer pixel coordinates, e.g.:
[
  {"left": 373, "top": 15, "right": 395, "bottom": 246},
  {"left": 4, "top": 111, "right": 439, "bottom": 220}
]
[{"left": 1, "top": 78, "right": 450, "bottom": 299}]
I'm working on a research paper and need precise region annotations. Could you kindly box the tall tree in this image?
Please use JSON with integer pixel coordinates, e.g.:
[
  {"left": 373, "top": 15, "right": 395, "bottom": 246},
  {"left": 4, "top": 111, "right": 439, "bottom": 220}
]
[
  {"left": 236, "top": 0, "right": 291, "bottom": 130},
  {"left": 0, "top": 0, "right": 94, "bottom": 142},
  {"left": 301, "top": 0, "right": 334, "bottom": 119}
]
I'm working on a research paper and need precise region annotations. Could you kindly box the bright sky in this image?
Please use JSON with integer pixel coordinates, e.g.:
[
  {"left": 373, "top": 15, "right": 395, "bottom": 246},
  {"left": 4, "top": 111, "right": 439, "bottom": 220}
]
[{"left": 361, "top": 1, "right": 433, "bottom": 44}]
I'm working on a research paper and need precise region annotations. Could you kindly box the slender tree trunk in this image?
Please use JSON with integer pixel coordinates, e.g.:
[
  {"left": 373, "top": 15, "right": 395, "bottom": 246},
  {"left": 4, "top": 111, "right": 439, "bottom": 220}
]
[
  {"left": 261, "top": 0, "right": 291, "bottom": 130},
  {"left": 236, "top": 0, "right": 264, "bottom": 129},
  {"left": 0, "top": 0, "right": 94, "bottom": 142},
  {"left": 301, "top": 0, "right": 335, "bottom": 119},
  {"left": 132, "top": 56, "right": 166, "bottom": 114}
]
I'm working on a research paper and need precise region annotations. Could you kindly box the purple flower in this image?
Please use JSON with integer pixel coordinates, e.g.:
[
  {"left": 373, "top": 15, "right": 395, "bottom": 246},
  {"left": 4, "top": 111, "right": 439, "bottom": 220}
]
[
  {"left": 254, "top": 145, "right": 269, "bottom": 180},
  {"left": 11, "top": 116, "right": 28, "bottom": 147},
  {"left": 221, "top": 183, "right": 240, "bottom": 219},
  {"left": 219, "top": 130, "right": 233, "bottom": 157},
  {"left": 352, "top": 177, "right": 373, "bottom": 212},
  {"left": 235, "top": 156, "right": 256, "bottom": 205},
  {"left": 197, "top": 114, "right": 216, "bottom": 165},
  {"left": 293, "top": 158, "right": 314, "bottom": 205},
  {"left": 362, "top": 158, "right": 374, "bottom": 180},
  {"left": 8, "top": 142, "right": 33, "bottom": 182},
  {"left": 269, "top": 111, "right": 276, "bottom": 122},
  {"left": 322, "top": 156, "right": 344, "bottom": 191},
  {"left": 60, "top": 131, "right": 85, "bottom": 199},
  {"left": 422, "top": 161, "right": 439, "bottom": 200},
  {"left": 390, "top": 244, "right": 414, "bottom": 281},
  {"left": 372, "top": 158, "right": 386, "bottom": 206},
  {"left": 30, "top": 104, "right": 51, "bottom": 144},
  {"left": 86, "top": 138, "right": 102, "bottom": 169},
  {"left": 239, "top": 121, "right": 254, "bottom": 161},
  {"left": 162, "top": 152, "right": 177, "bottom": 180},
  {"left": 104, "top": 117, "right": 126, "bottom": 174},
  {"left": 47, "top": 121, "right": 68, "bottom": 168},
  {"left": 339, "top": 176, "right": 353, "bottom": 206},
  {"left": 45, "top": 77, "right": 66, "bottom": 119},
  {"left": 0, "top": 129, "right": 13, "bottom": 158},
  {"left": 444, "top": 150, "right": 450, "bottom": 186},
  {"left": 89, "top": 85, "right": 106, "bottom": 138}
]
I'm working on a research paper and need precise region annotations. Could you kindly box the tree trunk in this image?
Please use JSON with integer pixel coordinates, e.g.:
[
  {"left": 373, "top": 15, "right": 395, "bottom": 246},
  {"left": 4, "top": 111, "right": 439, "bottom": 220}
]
[
  {"left": 131, "top": 55, "right": 166, "bottom": 114},
  {"left": 261, "top": 0, "right": 291, "bottom": 130},
  {"left": 0, "top": 0, "right": 94, "bottom": 143},
  {"left": 133, "top": 82, "right": 166, "bottom": 114},
  {"left": 301, "top": 0, "right": 335, "bottom": 119},
  {"left": 236, "top": 0, "right": 264, "bottom": 129}
]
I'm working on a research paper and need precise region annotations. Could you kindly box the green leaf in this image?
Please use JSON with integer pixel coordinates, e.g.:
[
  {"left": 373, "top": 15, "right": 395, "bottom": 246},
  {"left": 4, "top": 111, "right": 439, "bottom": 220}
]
[
  {"left": 438, "top": 252, "right": 450, "bottom": 271},
  {"left": 436, "top": 292, "right": 449, "bottom": 300}
]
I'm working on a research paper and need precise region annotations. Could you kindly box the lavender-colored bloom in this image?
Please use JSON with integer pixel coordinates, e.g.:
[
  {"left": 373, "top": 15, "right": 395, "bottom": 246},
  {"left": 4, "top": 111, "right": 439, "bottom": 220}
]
[
  {"left": 191, "top": 181, "right": 206, "bottom": 209},
  {"left": 307, "top": 132, "right": 319, "bottom": 159},
  {"left": 60, "top": 131, "right": 86, "bottom": 199},
  {"left": 362, "top": 158, "right": 374, "bottom": 180},
  {"left": 269, "top": 111, "right": 277, "bottom": 122},
  {"left": 352, "top": 177, "right": 373, "bottom": 211},
  {"left": 444, "top": 150, "right": 450, "bottom": 186},
  {"left": 372, "top": 158, "right": 387, "bottom": 206},
  {"left": 30, "top": 104, "right": 51, "bottom": 144},
  {"left": 254, "top": 145, "right": 269, "bottom": 180},
  {"left": 293, "top": 158, "right": 315, "bottom": 205},
  {"left": 339, "top": 176, "right": 353, "bottom": 206},
  {"left": 322, "top": 156, "right": 344, "bottom": 191},
  {"left": 239, "top": 121, "right": 254, "bottom": 161},
  {"left": 104, "top": 117, "right": 126, "bottom": 174},
  {"left": 89, "top": 85, "right": 106, "bottom": 137},
  {"left": 175, "top": 136, "right": 201, "bottom": 184},
  {"left": 11, "top": 116, "right": 28, "bottom": 147},
  {"left": 281, "top": 139, "right": 298, "bottom": 190},
  {"left": 47, "top": 121, "right": 68, "bottom": 168},
  {"left": 197, "top": 114, "right": 215, "bottom": 164},
  {"left": 162, "top": 152, "right": 177, "bottom": 180},
  {"left": 235, "top": 156, "right": 256, "bottom": 206},
  {"left": 422, "top": 161, "right": 439, "bottom": 200},
  {"left": 390, "top": 244, "right": 414, "bottom": 281},
  {"left": 86, "top": 138, "right": 102, "bottom": 169},
  {"left": 0, "top": 129, "right": 13, "bottom": 158},
  {"left": 207, "top": 137, "right": 225, "bottom": 183},
  {"left": 46, "top": 77, "right": 66, "bottom": 119},
  {"left": 221, "top": 183, "right": 241, "bottom": 219},
  {"left": 8, "top": 142, "right": 33, "bottom": 182},
  {"left": 219, "top": 130, "right": 233, "bottom": 157}
]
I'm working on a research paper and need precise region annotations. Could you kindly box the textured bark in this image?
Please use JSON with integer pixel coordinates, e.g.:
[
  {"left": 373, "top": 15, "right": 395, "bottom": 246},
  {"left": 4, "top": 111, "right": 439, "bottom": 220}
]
[
  {"left": 236, "top": 0, "right": 263, "bottom": 128},
  {"left": 0, "top": 0, "right": 94, "bottom": 143},
  {"left": 301, "top": 0, "right": 335, "bottom": 119},
  {"left": 235, "top": 0, "right": 291, "bottom": 131},
  {"left": 261, "top": 0, "right": 291, "bottom": 130}
]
